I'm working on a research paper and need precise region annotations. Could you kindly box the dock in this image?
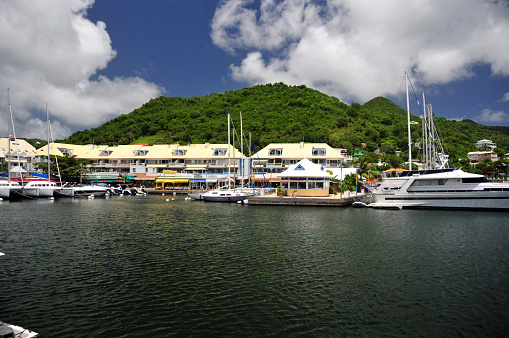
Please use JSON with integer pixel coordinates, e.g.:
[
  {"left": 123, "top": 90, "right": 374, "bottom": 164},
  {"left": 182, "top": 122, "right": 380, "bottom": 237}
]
[{"left": 247, "top": 194, "right": 358, "bottom": 207}]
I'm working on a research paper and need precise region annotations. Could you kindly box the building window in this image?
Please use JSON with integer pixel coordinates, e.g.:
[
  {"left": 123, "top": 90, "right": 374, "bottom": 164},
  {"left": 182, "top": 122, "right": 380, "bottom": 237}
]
[
  {"left": 99, "top": 150, "right": 112, "bottom": 156},
  {"left": 134, "top": 150, "right": 149, "bottom": 156},
  {"left": 172, "top": 149, "right": 187, "bottom": 156},
  {"left": 312, "top": 148, "right": 326, "bottom": 156},
  {"left": 58, "top": 148, "right": 73, "bottom": 156},
  {"left": 269, "top": 148, "right": 283, "bottom": 156},
  {"left": 213, "top": 149, "right": 227, "bottom": 156}
]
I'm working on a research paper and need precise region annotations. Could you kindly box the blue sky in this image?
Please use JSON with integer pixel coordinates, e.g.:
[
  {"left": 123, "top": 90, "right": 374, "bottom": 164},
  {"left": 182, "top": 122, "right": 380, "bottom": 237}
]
[{"left": 1, "top": 0, "right": 508, "bottom": 140}]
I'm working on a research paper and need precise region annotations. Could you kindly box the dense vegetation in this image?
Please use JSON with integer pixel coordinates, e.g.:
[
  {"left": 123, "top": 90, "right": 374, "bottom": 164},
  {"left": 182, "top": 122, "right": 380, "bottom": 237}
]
[{"left": 60, "top": 83, "right": 509, "bottom": 168}]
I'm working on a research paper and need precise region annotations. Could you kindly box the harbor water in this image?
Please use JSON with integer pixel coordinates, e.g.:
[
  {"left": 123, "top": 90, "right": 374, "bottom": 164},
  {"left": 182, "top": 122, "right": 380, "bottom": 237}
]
[{"left": 1, "top": 195, "right": 508, "bottom": 337}]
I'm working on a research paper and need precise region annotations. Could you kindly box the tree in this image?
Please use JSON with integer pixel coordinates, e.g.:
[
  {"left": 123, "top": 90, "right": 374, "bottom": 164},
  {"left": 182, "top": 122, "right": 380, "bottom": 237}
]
[{"left": 35, "top": 154, "right": 91, "bottom": 182}]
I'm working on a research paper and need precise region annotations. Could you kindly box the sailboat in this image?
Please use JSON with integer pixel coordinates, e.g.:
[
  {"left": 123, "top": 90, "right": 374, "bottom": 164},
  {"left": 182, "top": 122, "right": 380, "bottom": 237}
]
[
  {"left": 1, "top": 88, "right": 23, "bottom": 199},
  {"left": 22, "top": 103, "right": 61, "bottom": 198},
  {"left": 201, "top": 114, "right": 248, "bottom": 203},
  {"left": 370, "top": 72, "right": 509, "bottom": 210}
]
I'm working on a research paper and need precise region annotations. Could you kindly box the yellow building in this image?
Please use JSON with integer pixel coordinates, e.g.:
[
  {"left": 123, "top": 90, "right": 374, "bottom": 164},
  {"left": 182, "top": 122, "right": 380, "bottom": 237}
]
[{"left": 250, "top": 142, "right": 345, "bottom": 186}]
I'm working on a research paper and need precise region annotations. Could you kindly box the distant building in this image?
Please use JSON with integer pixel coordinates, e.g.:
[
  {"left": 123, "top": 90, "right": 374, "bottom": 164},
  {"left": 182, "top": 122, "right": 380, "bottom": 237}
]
[
  {"left": 467, "top": 151, "right": 498, "bottom": 163},
  {"left": 475, "top": 139, "right": 496, "bottom": 150},
  {"left": 0, "top": 138, "right": 36, "bottom": 171},
  {"left": 353, "top": 147, "right": 366, "bottom": 162}
]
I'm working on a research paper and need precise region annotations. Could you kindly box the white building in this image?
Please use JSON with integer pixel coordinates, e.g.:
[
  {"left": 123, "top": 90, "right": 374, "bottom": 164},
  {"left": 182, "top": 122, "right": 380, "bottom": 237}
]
[{"left": 475, "top": 139, "right": 497, "bottom": 150}]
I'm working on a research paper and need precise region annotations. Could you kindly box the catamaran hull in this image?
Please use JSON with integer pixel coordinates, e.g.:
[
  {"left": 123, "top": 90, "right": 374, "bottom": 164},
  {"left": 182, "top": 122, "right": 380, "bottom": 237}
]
[
  {"left": 0, "top": 187, "right": 9, "bottom": 199},
  {"left": 373, "top": 191, "right": 509, "bottom": 210}
]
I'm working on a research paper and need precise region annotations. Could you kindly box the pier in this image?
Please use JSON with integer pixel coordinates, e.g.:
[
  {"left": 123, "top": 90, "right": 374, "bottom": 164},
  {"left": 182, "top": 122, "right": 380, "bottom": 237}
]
[{"left": 247, "top": 194, "right": 359, "bottom": 207}]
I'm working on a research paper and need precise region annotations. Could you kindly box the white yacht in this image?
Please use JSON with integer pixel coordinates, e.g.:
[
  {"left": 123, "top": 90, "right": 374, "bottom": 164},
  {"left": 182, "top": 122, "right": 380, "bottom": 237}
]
[
  {"left": 200, "top": 189, "right": 248, "bottom": 203},
  {"left": 370, "top": 72, "right": 509, "bottom": 210},
  {"left": 371, "top": 168, "right": 509, "bottom": 210}
]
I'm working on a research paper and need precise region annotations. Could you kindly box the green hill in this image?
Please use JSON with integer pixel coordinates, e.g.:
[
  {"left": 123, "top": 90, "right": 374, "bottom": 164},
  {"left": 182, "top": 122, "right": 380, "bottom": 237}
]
[{"left": 61, "top": 83, "right": 509, "bottom": 165}]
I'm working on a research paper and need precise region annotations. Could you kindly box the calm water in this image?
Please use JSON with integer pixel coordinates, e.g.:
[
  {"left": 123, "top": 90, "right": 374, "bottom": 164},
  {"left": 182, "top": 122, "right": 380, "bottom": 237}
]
[{"left": 1, "top": 195, "right": 508, "bottom": 337}]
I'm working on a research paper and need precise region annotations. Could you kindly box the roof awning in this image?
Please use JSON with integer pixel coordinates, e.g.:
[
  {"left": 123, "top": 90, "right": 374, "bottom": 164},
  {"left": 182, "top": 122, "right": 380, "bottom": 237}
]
[
  {"left": 134, "top": 175, "right": 160, "bottom": 181},
  {"left": 184, "top": 166, "right": 207, "bottom": 171},
  {"left": 156, "top": 178, "right": 190, "bottom": 183}
]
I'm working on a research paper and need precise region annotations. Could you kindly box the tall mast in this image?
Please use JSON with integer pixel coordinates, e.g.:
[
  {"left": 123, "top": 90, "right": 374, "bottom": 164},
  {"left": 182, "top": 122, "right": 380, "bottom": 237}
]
[
  {"left": 7, "top": 88, "right": 13, "bottom": 182},
  {"left": 405, "top": 72, "right": 412, "bottom": 170},
  {"left": 240, "top": 111, "right": 243, "bottom": 182},
  {"left": 422, "top": 92, "right": 428, "bottom": 170},
  {"left": 227, "top": 114, "right": 230, "bottom": 190},
  {"left": 46, "top": 103, "right": 51, "bottom": 183}
]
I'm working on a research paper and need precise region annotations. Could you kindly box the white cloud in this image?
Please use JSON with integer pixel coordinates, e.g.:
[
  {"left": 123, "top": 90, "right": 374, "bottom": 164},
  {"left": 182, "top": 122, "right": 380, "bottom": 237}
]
[
  {"left": 502, "top": 92, "right": 509, "bottom": 102},
  {"left": 477, "top": 108, "right": 509, "bottom": 124},
  {"left": 0, "top": 0, "right": 162, "bottom": 139},
  {"left": 212, "top": 0, "right": 509, "bottom": 102}
]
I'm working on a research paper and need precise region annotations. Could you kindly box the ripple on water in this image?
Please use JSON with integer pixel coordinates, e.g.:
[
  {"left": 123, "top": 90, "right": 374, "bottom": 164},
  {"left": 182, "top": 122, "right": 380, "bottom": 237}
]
[{"left": 1, "top": 198, "right": 508, "bottom": 337}]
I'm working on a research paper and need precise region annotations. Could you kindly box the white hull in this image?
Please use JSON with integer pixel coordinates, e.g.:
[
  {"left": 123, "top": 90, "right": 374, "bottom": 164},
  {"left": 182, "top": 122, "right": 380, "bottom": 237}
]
[
  {"left": 0, "top": 187, "right": 10, "bottom": 199},
  {"left": 373, "top": 190, "right": 509, "bottom": 210},
  {"left": 53, "top": 187, "right": 75, "bottom": 197},
  {"left": 201, "top": 189, "right": 248, "bottom": 203},
  {"left": 73, "top": 186, "right": 107, "bottom": 197},
  {"left": 0, "top": 321, "right": 38, "bottom": 338},
  {"left": 22, "top": 187, "right": 39, "bottom": 198}
]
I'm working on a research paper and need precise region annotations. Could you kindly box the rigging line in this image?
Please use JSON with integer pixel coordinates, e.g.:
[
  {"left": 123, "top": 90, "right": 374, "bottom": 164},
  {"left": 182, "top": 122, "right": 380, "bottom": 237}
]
[
  {"left": 251, "top": 138, "right": 268, "bottom": 188},
  {"left": 407, "top": 73, "right": 450, "bottom": 166}
]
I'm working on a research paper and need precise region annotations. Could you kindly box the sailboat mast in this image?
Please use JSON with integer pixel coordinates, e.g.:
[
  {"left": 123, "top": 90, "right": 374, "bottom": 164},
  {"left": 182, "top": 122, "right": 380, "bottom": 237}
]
[
  {"left": 227, "top": 114, "right": 231, "bottom": 190},
  {"left": 422, "top": 92, "right": 427, "bottom": 170},
  {"left": 240, "top": 111, "right": 243, "bottom": 183},
  {"left": 233, "top": 125, "right": 236, "bottom": 192},
  {"left": 405, "top": 72, "right": 412, "bottom": 170},
  {"left": 7, "top": 88, "right": 13, "bottom": 182},
  {"left": 46, "top": 103, "right": 51, "bottom": 183}
]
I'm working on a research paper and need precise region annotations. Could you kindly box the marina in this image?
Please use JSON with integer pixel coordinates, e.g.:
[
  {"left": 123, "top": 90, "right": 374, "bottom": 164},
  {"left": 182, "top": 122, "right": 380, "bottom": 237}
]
[{"left": 1, "top": 195, "right": 508, "bottom": 337}]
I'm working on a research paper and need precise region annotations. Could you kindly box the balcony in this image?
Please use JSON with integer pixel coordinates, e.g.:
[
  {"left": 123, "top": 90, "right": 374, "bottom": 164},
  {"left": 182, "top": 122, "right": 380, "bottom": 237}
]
[
  {"left": 208, "top": 162, "right": 226, "bottom": 168},
  {"left": 167, "top": 162, "right": 185, "bottom": 168}
]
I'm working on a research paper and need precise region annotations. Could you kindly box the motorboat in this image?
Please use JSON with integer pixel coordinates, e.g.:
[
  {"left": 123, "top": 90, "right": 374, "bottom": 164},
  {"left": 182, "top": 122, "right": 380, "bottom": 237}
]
[
  {"left": 371, "top": 168, "right": 509, "bottom": 210},
  {"left": 73, "top": 184, "right": 108, "bottom": 197}
]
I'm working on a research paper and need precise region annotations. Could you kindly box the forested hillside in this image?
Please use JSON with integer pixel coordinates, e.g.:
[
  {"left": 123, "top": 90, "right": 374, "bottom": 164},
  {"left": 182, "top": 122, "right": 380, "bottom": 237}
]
[{"left": 61, "top": 83, "right": 509, "bottom": 166}]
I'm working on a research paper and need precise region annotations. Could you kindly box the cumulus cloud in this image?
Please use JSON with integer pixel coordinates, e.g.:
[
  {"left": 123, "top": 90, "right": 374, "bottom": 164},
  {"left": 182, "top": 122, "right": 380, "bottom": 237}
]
[
  {"left": 211, "top": 0, "right": 509, "bottom": 102},
  {"left": 502, "top": 92, "right": 509, "bottom": 102},
  {"left": 0, "top": 0, "right": 162, "bottom": 139},
  {"left": 477, "top": 108, "right": 509, "bottom": 124}
]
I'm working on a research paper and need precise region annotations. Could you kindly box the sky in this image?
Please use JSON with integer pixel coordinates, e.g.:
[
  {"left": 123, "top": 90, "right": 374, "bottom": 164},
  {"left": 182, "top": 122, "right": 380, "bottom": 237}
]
[{"left": 1, "top": 0, "right": 509, "bottom": 141}]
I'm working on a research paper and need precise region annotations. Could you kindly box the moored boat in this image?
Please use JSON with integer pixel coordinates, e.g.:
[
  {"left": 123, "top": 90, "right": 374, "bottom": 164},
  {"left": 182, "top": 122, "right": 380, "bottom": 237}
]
[
  {"left": 200, "top": 189, "right": 248, "bottom": 203},
  {"left": 371, "top": 168, "right": 509, "bottom": 210}
]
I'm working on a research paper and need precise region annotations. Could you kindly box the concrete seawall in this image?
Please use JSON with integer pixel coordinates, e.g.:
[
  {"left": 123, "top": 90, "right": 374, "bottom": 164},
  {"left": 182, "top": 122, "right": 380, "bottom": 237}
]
[{"left": 247, "top": 195, "right": 356, "bottom": 207}]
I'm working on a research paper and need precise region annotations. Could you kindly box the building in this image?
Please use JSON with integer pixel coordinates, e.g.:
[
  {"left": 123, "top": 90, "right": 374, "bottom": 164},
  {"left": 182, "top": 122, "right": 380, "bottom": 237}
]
[
  {"left": 467, "top": 151, "right": 498, "bottom": 163},
  {"left": 278, "top": 158, "right": 333, "bottom": 197},
  {"left": 0, "top": 138, "right": 36, "bottom": 172},
  {"left": 475, "top": 139, "right": 497, "bottom": 150},
  {"left": 28, "top": 142, "right": 246, "bottom": 187},
  {"left": 250, "top": 142, "right": 345, "bottom": 187}
]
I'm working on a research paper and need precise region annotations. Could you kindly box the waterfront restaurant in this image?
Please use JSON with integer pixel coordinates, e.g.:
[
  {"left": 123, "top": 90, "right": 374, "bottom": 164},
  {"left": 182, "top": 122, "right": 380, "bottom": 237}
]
[{"left": 278, "top": 158, "right": 333, "bottom": 197}]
